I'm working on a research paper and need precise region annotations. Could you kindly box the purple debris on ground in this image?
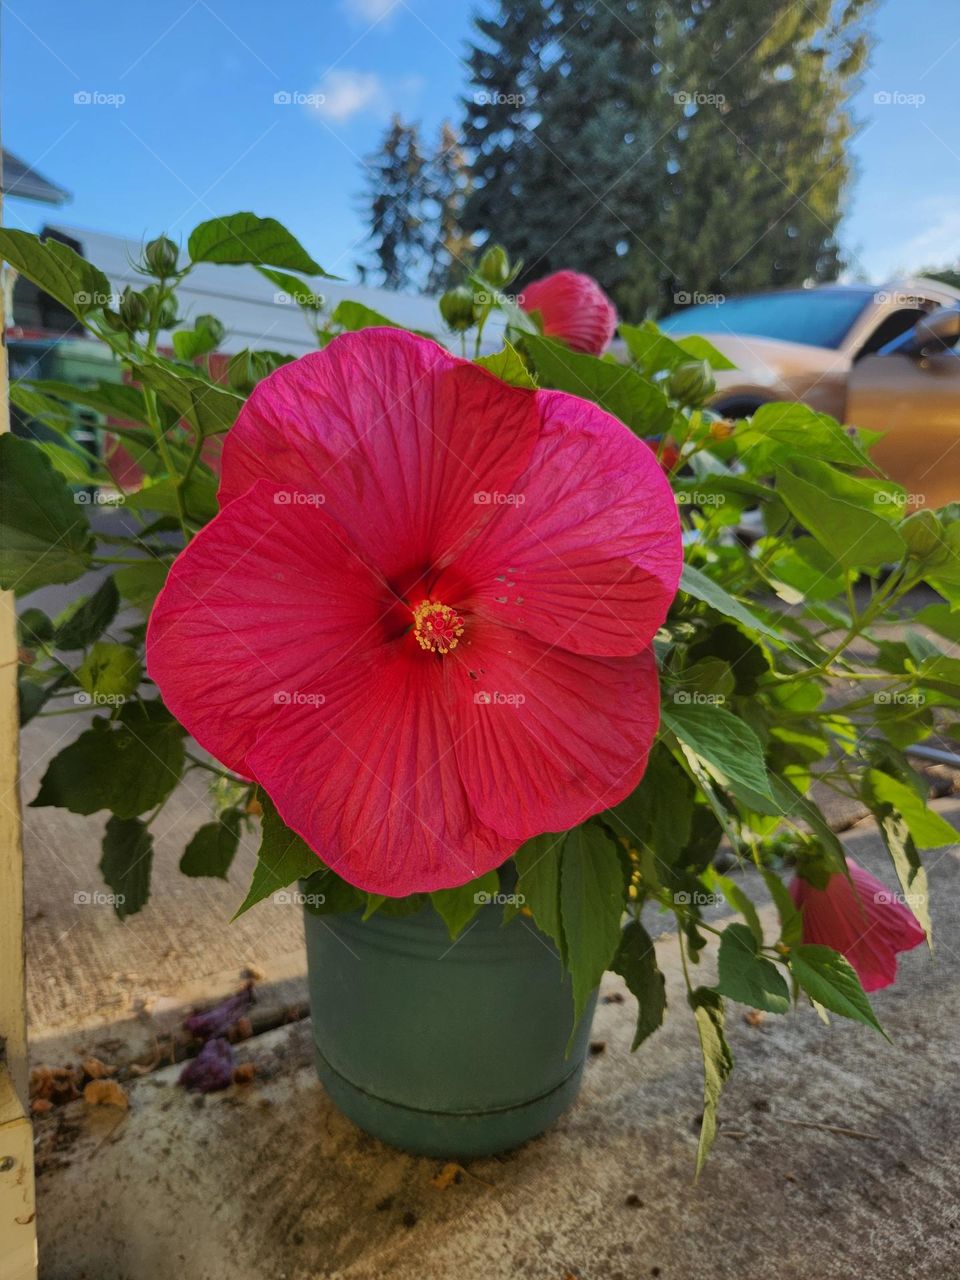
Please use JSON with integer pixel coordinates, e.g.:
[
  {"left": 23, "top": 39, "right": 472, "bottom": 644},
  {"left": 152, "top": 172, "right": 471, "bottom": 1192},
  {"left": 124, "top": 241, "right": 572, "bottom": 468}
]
[
  {"left": 184, "top": 983, "right": 254, "bottom": 1040},
  {"left": 179, "top": 1037, "right": 236, "bottom": 1093}
]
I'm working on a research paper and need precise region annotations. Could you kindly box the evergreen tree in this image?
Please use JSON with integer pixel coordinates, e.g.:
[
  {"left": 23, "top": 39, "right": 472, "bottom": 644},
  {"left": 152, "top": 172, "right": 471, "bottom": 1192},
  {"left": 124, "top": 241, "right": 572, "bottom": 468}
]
[
  {"left": 358, "top": 116, "right": 430, "bottom": 290},
  {"left": 462, "top": 0, "right": 876, "bottom": 318},
  {"left": 425, "top": 122, "right": 474, "bottom": 293}
]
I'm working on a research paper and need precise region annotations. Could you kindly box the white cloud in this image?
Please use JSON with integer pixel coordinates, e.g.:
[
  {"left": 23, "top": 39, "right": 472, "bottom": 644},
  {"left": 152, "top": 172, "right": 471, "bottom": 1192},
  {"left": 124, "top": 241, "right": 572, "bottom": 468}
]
[
  {"left": 311, "top": 69, "right": 386, "bottom": 122},
  {"left": 342, "top": 0, "right": 398, "bottom": 22}
]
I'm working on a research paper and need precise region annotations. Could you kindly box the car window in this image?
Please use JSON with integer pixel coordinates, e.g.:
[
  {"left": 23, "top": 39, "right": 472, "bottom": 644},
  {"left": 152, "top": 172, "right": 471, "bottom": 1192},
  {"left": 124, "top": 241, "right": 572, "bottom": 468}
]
[
  {"left": 659, "top": 290, "right": 874, "bottom": 349},
  {"left": 856, "top": 307, "right": 930, "bottom": 358}
]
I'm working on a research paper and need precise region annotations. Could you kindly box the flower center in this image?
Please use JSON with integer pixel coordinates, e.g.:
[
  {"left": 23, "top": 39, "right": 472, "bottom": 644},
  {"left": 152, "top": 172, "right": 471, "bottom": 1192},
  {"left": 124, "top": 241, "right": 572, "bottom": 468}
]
[{"left": 412, "top": 599, "right": 464, "bottom": 654}]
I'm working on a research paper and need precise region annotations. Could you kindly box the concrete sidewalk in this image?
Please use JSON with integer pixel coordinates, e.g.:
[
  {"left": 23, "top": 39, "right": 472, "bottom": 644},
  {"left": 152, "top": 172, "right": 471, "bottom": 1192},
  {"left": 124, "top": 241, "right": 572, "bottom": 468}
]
[{"left": 30, "top": 810, "right": 960, "bottom": 1280}]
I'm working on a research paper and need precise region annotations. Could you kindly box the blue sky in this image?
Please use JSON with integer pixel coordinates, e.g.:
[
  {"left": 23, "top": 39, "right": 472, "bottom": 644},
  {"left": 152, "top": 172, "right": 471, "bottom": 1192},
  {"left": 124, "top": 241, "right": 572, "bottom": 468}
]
[{"left": 4, "top": 0, "right": 960, "bottom": 286}]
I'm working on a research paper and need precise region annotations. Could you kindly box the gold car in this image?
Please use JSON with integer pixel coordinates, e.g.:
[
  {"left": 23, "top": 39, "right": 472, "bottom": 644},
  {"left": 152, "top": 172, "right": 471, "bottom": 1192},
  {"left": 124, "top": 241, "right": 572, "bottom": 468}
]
[{"left": 659, "top": 282, "right": 960, "bottom": 508}]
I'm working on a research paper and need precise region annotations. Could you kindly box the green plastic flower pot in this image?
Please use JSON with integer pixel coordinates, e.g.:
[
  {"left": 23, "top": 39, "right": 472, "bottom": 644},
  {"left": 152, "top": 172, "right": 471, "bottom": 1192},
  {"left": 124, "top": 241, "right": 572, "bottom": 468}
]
[{"left": 303, "top": 897, "right": 598, "bottom": 1158}]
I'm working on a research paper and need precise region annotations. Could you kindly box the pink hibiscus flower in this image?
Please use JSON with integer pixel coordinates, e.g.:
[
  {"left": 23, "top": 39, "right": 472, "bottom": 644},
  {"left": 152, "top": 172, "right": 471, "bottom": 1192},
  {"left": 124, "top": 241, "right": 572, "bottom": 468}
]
[
  {"left": 518, "top": 270, "right": 618, "bottom": 356},
  {"left": 790, "top": 858, "right": 926, "bottom": 992},
  {"left": 147, "top": 329, "right": 681, "bottom": 896}
]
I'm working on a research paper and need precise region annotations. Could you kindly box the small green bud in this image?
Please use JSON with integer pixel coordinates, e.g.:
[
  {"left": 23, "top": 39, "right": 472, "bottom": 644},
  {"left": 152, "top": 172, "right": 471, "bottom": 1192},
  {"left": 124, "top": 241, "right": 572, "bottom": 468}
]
[
  {"left": 18, "top": 608, "right": 54, "bottom": 647},
  {"left": 901, "top": 509, "right": 946, "bottom": 563},
  {"left": 195, "top": 314, "right": 226, "bottom": 347},
  {"left": 478, "top": 244, "right": 511, "bottom": 288},
  {"left": 143, "top": 235, "right": 179, "bottom": 277},
  {"left": 118, "top": 286, "right": 148, "bottom": 333},
  {"left": 439, "top": 285, "right": 477, "bottom": 332},
  {"left": 667, "top": 360, "right": 716, "bottom": 406}
]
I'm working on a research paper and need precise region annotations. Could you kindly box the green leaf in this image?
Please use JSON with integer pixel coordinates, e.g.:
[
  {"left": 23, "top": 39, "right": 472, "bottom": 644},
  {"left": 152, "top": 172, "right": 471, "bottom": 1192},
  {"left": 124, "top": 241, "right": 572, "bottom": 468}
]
[
  {"left": 514, "top": 832, "right": 565, "bottom": 957},
  {"left": 31, "top": 703, "right": 185, "bottom": 819},
  {"left": 761, "top": 867, "right": 803, "bottom": 947},
  {"left": 474, "top": 341, "right": 538, "bottom": 389},
  {"left": 53, "top": 576, "right": 119, "bottom": 650},
  {"left": 255, "top": 266, "right": 326, "bottom": 308},
  {"left": 36, "top": 441, "right": 94, "bottom": 484},
  {"left": 704, "top": 869, "right": 763, "bottom": 945},
  {"left": 76, "top": 642, "right": 142, "bottom": 702},
  {"left": 0, "top": 229, "right": 113, "bottom": 318},
  {"left": 768, "top": 775, "right": 845, "bottom": 871},
  {"left": 560, "top": 823, "right": 625, "bottom": 1025},
  {"left": 674, "top": 334, "right": 737, "bottom": 370},
  {"left": 688, "top": 987, "right": 733, "bottom": 1176},
  {"left": 187, "top": 213, "right": 333, "bottom": 275},
  {"left": 679, "top": 564, "right": 791, "bottom": 649},
  {"left": 606, "top": 744, "right": 695, "bottom": 871},
  {"left": 620, "top": 320, "right": 735, "bottom": 373},
  {"left": 180, "top": 809, "right": 242, "bottom": 880},
  {"left": 0, "top": 435, "right": 94, "bottom": 592},
  {"left": 611, "top": 919, "right": 666, "bottom": 1049},
  {"left": 743, "top": 404, "right": 873, "bottom": 468},
  {"left": 131, "top": 362, "right": 242, "bottom": 437},
  {"left": 100, "top": 816, "right": 153, "bottom": 919},
  {"left": 662, "top": 702, "right": 774, "bottom": 806},
  {"left": 234, "top": 792, "right": 321, "bottom": 917},
  {"left": 114, "top": 560, "right": 169, "bottom": 613},
  {"left": 125, "top": 471, "right": 219, "bottom": 524},
  {"left": 329, "top": 299, "right": 415, "bottom": 333},
  {"left": 775, "top": 461, "right": 905, "bottom": 571},
  {"left": 30, "top": 378, "right": 149, "bottom": 425},
  {"left": 523, "top": 333, "right": 674, "bottom": 436},
  {"left": 430, "top": 871, "right": 499, "bottom": 940},
  {"left": 864, "top": 770, "right": 958, "bottom": 849},
  {"left": 790, "top": 945, "right": 887, "bottom": 1037},
  {"left": 714, "top": 923, "right": 790, "bottom": 1013}
]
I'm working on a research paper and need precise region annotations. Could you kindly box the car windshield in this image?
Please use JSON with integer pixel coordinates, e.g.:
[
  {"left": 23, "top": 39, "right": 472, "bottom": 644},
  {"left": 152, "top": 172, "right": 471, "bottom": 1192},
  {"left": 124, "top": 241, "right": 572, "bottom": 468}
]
[{"left": 660, "top": 290, "right": 874, "bottom": 349}]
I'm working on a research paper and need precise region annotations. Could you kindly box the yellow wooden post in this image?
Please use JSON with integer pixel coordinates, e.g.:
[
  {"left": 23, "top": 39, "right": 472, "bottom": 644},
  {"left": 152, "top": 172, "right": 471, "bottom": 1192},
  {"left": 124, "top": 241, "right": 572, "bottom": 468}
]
[{"left": 0, "top": 174, "right": 39, "bottom": 1278}]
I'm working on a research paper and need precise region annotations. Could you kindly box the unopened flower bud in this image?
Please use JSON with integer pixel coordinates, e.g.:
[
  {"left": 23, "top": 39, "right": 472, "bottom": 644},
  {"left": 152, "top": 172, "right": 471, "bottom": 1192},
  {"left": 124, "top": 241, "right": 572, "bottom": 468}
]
[
  {"left": 667, "top": 361, "right": 715, "bottom": 406},
  {"left": 196, "top": 314, "right": 226, "bottom": 348},
  {"left": 440, "top": 285, "right": 477, "bottom": 332},
  {"left": 118, "top": 287, "right": 148, "bottom": 333},
  {"left": 478, "top": 244, "right": 510, "bottom": 288},
  {"left": 143, "top": 236, "right": 179, "bottom": 278}
]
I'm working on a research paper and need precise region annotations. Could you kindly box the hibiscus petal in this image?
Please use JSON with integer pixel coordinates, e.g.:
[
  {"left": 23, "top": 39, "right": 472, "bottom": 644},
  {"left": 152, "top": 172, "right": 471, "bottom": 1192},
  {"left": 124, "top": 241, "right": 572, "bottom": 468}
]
[
  {"left": 446, "top": 622, "right": 661, "bottom": 839},
  {"left": 245, "top": 641, "right": 516, "bottom": 895},
  {"left": 218, "top": 329, "right": 541, "bottom": 582},
  {"left": 147, "top": 481, "right": 392, "bottom": 774},
  {"left": 433, "top": 389, "right": 682, "bottom": 657}
]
